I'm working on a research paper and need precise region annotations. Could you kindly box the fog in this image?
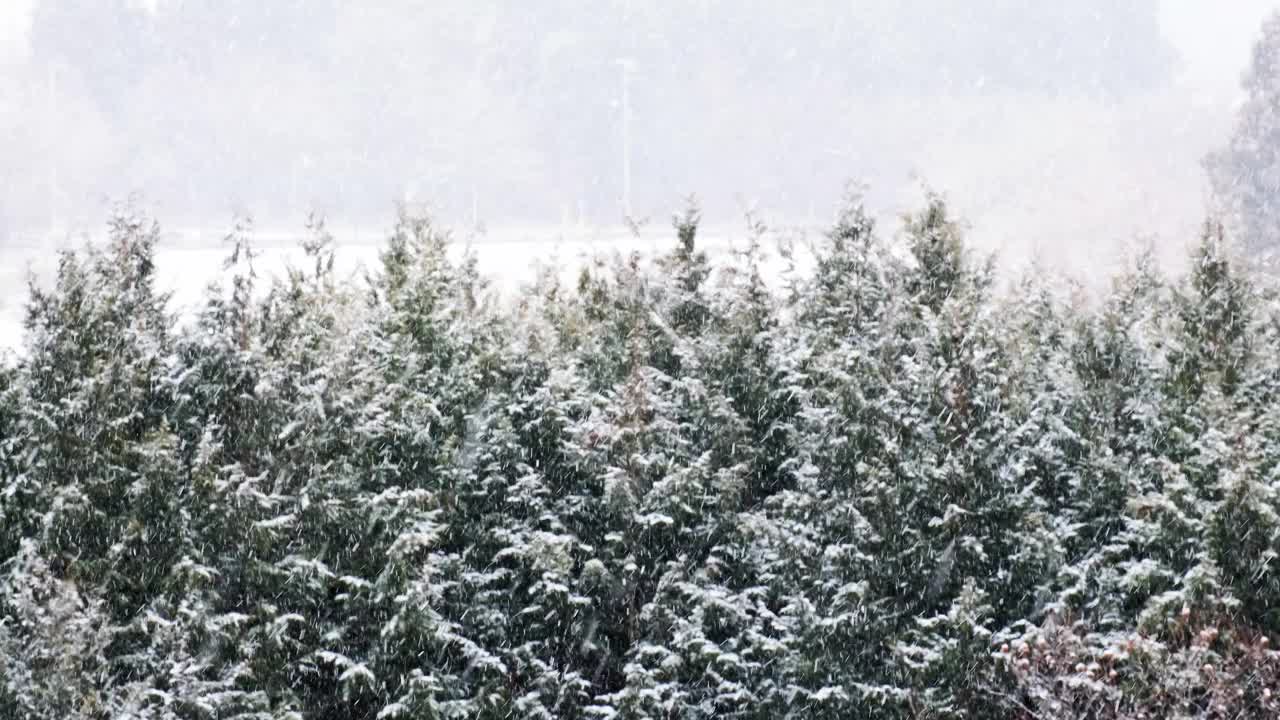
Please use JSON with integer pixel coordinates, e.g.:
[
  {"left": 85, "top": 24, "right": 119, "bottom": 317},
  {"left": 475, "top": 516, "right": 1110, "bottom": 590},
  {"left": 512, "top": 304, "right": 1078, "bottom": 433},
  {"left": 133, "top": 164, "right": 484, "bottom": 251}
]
[{"left": 0, "top": 1, "right": 1277, "bottom": 273}]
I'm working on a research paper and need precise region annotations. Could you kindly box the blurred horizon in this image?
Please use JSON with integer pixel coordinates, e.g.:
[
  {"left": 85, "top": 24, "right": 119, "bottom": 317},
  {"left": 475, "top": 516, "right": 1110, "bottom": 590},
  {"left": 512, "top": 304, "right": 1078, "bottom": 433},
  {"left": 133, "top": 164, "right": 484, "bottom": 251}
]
[{"left": 0, "top": 1, "right": 1278, "bottom": 273}]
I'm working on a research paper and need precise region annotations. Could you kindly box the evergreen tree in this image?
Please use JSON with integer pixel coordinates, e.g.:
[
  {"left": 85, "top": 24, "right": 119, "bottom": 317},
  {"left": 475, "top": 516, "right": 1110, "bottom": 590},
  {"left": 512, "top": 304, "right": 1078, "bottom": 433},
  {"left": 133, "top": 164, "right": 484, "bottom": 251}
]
[
  {"left": 5, "top": 196, "right": 1280, "bottom": 719},
  {"left": 1207, "top": 10, "right": 1280, "bottom": 255}
]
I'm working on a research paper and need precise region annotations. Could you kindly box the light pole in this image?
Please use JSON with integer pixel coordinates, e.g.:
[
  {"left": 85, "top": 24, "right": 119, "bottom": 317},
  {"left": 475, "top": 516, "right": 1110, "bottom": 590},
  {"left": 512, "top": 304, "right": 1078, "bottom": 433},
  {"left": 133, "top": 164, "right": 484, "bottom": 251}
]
[
  {"left": 616, "top": 58, "right": 636, "bottom": 220},
  {"left": 48, "top": 62, "right": 58, "bottom": 236}
]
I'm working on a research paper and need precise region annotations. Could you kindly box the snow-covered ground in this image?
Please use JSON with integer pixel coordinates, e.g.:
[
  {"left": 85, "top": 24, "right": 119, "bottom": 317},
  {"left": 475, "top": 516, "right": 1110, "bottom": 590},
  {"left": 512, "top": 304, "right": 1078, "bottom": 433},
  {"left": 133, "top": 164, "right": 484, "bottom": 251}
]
[{"left": 0, "top": 224, "right": 819, "bottom": 353}]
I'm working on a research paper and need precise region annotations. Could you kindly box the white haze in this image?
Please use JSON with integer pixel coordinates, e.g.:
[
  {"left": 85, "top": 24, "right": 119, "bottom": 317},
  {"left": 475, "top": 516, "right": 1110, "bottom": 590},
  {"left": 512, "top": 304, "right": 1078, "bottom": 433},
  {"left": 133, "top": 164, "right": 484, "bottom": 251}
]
[{"left": 0, "top": 0, "right": 1276, "bottom": 315}]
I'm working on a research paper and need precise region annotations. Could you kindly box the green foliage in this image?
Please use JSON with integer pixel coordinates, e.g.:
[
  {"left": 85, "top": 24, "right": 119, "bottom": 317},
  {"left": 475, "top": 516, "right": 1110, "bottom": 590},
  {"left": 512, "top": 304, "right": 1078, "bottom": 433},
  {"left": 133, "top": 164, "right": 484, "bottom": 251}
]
[{"left": 2, "top": 197, "right": 1279, "bottom": 719}]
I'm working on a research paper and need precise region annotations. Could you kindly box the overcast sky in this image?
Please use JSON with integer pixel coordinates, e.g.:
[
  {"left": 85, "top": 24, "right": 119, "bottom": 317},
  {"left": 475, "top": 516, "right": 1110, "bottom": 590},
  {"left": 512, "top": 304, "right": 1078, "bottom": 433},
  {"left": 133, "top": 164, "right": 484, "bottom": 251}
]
[
  {"left": 1, "top": 1, "right": 1277, "bottom": 275},
  {"left": 3, "top": 2, "right": 1271, "bottom": 93},
  {"left": 0, "top": 1, "right": 34, "bottom": 64},
  {"left": 1162, "top": 0, "right": 1276, "bottom": 98}
]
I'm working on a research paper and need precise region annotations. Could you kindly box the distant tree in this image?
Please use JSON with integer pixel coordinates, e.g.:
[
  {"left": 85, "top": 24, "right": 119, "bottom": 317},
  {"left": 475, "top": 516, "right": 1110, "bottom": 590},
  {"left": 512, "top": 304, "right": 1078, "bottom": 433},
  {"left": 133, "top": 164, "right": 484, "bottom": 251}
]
[{"left": 1207, "top": 11, "right": 1280, "bottom": 255}]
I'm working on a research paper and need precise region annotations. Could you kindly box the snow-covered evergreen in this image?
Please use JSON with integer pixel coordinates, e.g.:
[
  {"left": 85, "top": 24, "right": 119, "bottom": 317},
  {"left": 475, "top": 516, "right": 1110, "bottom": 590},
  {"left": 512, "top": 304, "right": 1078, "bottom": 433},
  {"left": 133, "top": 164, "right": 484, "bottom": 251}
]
[{"left": 3, "top": 197, "right": 1280, "bottom": 719}]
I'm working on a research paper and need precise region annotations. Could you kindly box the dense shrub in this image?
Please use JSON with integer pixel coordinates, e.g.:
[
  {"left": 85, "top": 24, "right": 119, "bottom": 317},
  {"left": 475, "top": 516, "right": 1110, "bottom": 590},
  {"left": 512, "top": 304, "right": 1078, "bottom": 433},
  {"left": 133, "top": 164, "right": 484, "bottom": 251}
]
[{"left": 2, "top": 197, "right": 1278, "bottom": 719}]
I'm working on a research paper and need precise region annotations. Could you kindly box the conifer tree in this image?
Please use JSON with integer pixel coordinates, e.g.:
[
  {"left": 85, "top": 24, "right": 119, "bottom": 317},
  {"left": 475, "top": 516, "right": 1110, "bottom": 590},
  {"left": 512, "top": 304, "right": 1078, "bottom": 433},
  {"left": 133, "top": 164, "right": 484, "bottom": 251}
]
[
  {"left": 6, "top": 196, "right": 1280, "bottom": 719},
  {"left": 1207, "top": 11, "right": 1280, "bottom": 255}
]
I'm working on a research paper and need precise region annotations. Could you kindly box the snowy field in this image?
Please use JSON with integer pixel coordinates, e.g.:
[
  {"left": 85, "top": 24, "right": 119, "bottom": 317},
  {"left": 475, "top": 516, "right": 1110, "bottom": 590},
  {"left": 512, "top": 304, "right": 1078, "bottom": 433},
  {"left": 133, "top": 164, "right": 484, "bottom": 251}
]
[
  {"left": 0, "top": 214, "right": 1168, "bottom": 356},
  {"left": 0, "top": 224, "right": 819, "bottom": 354}
]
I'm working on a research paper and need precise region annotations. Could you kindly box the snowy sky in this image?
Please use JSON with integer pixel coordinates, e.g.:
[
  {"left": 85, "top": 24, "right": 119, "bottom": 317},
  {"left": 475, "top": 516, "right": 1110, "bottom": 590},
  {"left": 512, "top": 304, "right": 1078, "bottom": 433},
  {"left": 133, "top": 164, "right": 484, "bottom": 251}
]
[
  {"left": 0, "top": 0, "right": 35, "bottom": 64},
  {"left": 1161, "top": 0, "right": 1277, "bottom": 100},
  {"left": 1, "top": 2, "right": 1271, "bottom": 85}
]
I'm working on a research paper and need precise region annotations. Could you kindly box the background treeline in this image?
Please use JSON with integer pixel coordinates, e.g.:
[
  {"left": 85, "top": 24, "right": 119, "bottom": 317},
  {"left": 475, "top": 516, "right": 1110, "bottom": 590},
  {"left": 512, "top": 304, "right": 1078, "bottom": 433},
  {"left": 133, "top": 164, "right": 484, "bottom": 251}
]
[
  {"left": 2, "top": 195, "right": 1280, "bottom": 719},
  {"left": 4, "top": 1, "right": 1174, "bottom": 228}
]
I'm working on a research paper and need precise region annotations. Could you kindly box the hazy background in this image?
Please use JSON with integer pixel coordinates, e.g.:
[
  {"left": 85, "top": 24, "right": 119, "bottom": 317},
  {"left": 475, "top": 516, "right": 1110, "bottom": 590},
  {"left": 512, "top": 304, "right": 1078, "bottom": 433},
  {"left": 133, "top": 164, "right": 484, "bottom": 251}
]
[{"left": 0, "top": 1, "right": 1277, "bottom": 273}]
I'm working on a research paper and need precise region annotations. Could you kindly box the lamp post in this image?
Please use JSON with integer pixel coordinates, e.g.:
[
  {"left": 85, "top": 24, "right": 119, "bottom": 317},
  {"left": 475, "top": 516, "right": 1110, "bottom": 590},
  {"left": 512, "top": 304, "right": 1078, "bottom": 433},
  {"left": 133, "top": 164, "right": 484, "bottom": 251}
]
[
  {"left": 616, "top": 58, "right": 636, "bottom": 220},
  {"left": 48, "top": 62, "right": 58, "bottom": 237}
]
